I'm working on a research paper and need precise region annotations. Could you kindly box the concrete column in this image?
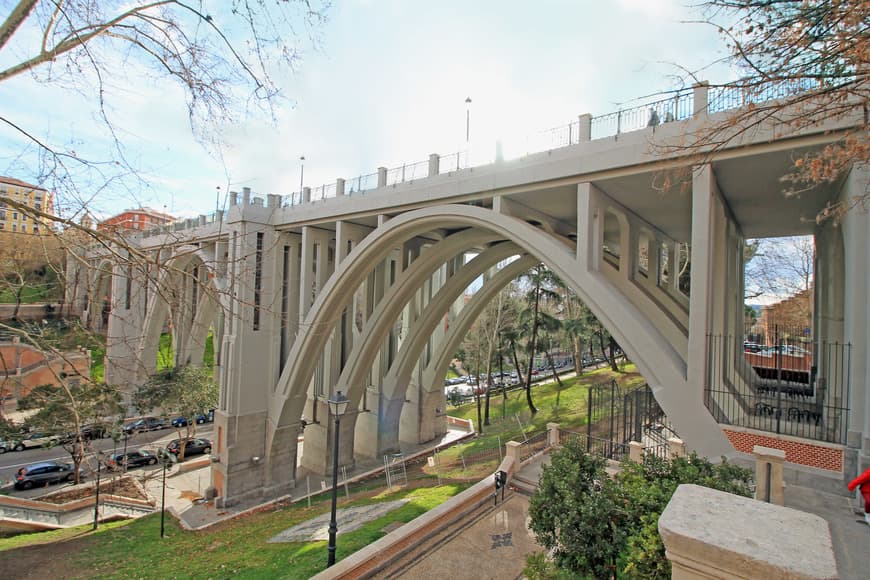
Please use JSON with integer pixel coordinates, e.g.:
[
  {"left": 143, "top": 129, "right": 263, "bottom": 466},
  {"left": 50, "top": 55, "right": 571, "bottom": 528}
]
[
  {"left": 629, "top": 441, "right": 644, "bottom": 463},
  {"left": 336, "top": 178, "right": 345, "bottom": 197},
  {"left": 753, "top": 445, "right": 786, "bottom": 506},
  {"left": 668, "top": 437, "right": 687, "bottom": 459},
  {"left": 578, "top": 113, "right": 592, "bottom": 142},
  {"left": 428, "top": 154, "right": 439, "bottom": 176},
  {"left": 300, "top": 399, "right": 356, "bottom": 475},
  {"left": 547, "top": 422, "right": 560, "bottom": 448},
  {"left": 840, "top": 164, "right": 870, "bottom": 472},
  {"left": 692, "top": 81, "right": 709, "bottom": 117},
  {"left": 505, "top": 441, "right": 522, "bottom": 465},
  {"left": 299, "top": 226, "right": 316, "bottom": 320},
  {"left": 377, "top": 167, "right": 387, "bottom": 188},
  {"left": 687, "top": 164, "right": 716, "bottom": 394},
  {"left": 302, "top": 187, "right": 311, "bottom": 203}
]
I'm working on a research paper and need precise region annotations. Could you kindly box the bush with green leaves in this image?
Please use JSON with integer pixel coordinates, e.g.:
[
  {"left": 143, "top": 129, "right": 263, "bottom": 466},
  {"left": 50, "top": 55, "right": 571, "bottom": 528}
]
[{"left": 527, "top": 441, "right": 754, "bottom": 579}]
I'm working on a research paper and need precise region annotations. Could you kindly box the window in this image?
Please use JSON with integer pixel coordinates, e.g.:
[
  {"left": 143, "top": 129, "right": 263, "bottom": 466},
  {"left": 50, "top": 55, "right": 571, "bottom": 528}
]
[
  {"left": 12, "top": 212, "right": 17, "bottom": 220},
  {"left": 11, "top": 224, "right": 16, "bottom": 231},
  {"left": 35, "top": 202, "right": 41, "bottom": 211},
  {"left": 0, "top": 223, "right": 4, "bottom": 230},
  {"left": 0, "top": 210, "right": 4, "bottom": 220},
  {"left": 20, "top": 224, "right": 26, "bottom": 232},
  {"left": 32, "top": 225, "right": 38, "bottom": 233}
]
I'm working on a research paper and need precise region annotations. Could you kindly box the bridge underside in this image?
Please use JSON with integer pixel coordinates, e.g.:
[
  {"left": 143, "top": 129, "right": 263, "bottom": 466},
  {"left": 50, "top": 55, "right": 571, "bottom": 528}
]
[{"left": 80, "top": 104, "right": 870, "bottom": 507}]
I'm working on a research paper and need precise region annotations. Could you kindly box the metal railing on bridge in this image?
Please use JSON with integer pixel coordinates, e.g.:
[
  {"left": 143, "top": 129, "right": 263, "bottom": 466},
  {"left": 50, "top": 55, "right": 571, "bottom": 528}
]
[
  {"left": 705, "top": 332, "right": 851, "bottom": 445},
  {"left": 154, "top": 77, "right": 828, "bottom": 234}
]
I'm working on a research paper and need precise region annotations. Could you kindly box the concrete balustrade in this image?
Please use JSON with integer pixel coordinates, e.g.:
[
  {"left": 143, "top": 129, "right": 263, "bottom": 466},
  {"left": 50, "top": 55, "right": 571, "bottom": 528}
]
[
  {"left": 659, "top": 484, "right": 837, "bottom": 580},
  {"left": 753, "top": 445, "right": 786, "bottom": 506}
]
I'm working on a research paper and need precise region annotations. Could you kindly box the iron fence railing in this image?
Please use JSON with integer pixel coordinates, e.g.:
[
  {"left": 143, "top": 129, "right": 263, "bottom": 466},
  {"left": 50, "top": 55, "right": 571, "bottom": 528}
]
[
  {"left": 559, "top": 429, "right": 631, "bottom": 462},
  {"left": 438, "top": 150, "right": 469, "bottom": 174},
  {"left": 515, "top": 430, "right": 549, "bottom": 461},
  {"left": 346, "top": 172, "right": 379, "bottom": 195},
  {"left": 591, "top": 90, "right": 694, "bottom": 140},
  {"left": 705, "top": 333, "right": 851, "bottom": 444},
  {"left": 708, "top": 78, "right": 821, "bottom": 114},
  {"left": 155, "top": 78, "right": 825, "bottom": 234},
  {"left": 385, "top": 159, "right": 430, "bottom": 186}
]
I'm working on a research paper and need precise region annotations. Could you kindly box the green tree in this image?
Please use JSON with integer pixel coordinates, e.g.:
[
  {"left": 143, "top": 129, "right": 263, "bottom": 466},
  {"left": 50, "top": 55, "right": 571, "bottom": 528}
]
[
  {"left": 25, "top": 381, "right": 124, "bottom": 483},
  {"left": 528, "top": 438, "right": 628, "bottom": 578},
  {"left": 135, "top": 365, "right": 217, "bottom": 459},
  {"left": 528, "top": 444, "right": 754, "bottom": 579}
]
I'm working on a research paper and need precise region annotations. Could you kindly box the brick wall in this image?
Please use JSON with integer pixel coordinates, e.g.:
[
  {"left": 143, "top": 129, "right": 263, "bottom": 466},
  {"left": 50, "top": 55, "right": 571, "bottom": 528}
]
[{"left": 724, "top": 428, "right": 843, "bottom": 472}]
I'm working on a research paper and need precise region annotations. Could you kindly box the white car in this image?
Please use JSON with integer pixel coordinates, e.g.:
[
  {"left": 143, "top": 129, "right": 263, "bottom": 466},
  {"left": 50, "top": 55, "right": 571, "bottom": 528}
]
[{"left": 13, "top": 432, "right": 61, "bottom": 451}]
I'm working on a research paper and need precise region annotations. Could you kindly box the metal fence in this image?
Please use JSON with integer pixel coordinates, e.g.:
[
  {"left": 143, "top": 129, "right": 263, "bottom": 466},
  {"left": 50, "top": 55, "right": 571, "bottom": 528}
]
[
  {"left": 590, "top": 91, "right": 694, "bottom": 140},
  {"left": 559, "top": 429, "right": 631, "bottom": 462},
  {"left": 705, "top": 333, "right": 851, "bottom": 444},
  {"left": 515, "top": 430, "right": 549, "bottom": 461}
]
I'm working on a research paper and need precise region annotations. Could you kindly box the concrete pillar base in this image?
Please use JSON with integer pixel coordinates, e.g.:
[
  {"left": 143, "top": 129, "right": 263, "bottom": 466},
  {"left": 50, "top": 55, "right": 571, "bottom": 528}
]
[{"left": 300, "top": 399, "right": 356, "bottom": 475}]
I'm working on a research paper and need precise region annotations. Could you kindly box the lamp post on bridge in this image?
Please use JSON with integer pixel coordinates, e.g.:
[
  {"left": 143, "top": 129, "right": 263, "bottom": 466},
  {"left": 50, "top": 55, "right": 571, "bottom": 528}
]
[
  {"left": 465, "top": 97, "right": 472, "bottom": 144},
  {"left": 299, "top": 155, "right": 305, "bottom": 192},
  {"left": 326, "top": 389, "right": 349, "bottom": 568}
]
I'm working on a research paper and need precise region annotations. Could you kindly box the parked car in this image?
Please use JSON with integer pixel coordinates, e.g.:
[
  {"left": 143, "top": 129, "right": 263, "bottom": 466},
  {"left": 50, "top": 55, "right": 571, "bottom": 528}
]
[
  {"left": 0, "top": 439, "right": 8, "bottom": 453},
  {"left": 13, "top": 432, "right": 61, "bottom": 451},
  {"left": 123, "top": 417, "right": 167, "bottom": 434},
  {"left": 64, "top": 423, "right": 110, "bottom": 443},
  {"left": 166, "top": 437, "right": 212, "bottom": 459},
  {"left": 171, "top": 410, "right": 214, "bottom": 427},
  {"left": 106, "top": 450, "right": 159, "bottom": 471},
  {"left": 14, "top": 461, "right": 76, "bottom": 490}
]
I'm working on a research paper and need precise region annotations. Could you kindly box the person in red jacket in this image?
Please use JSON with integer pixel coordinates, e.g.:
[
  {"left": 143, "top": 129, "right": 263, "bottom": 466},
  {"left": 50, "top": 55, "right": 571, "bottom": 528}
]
[{"left": 847, "top": 467, "right": 870, "bottom": 525}]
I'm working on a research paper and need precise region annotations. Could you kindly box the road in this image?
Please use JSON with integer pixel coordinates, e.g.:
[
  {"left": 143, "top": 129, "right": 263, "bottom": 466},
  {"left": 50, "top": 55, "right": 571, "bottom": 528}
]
[{"left": 0, "top": 424, "right": 214, "bottom": 498}]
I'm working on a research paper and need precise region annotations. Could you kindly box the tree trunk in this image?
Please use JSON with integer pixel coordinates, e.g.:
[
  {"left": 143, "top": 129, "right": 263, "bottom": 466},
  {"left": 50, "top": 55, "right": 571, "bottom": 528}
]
[
  {"left": 511, "top": 340, "right": 524, "bottom": 386},
  {"left": 546, "top": 349, "right": 564, "bottom": 409},
  {"left": 524, "top": 284, "right": 541, "bottom": 415},
  {"left": 608, "top": 337, "right": 619, "bottom": 372}
]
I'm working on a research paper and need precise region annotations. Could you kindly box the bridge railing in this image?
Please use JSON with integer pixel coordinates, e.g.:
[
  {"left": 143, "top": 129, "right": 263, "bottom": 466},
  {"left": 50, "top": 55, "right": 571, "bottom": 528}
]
[{"left": 154, "top": 78, "right": 827, "bottom": 235}]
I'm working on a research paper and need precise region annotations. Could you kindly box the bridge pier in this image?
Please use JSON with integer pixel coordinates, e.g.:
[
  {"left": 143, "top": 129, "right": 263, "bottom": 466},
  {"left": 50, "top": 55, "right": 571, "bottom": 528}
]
[{"left": 300, "top": 398, "right": 356, "bottom": 475}]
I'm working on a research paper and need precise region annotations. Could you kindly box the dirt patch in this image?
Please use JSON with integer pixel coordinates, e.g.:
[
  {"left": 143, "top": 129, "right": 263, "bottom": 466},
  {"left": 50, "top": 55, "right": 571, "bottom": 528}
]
[
  {"left": 37, "top": 476, "right": 148, "bottom": 504},
  {"left": 0, "top": 531, "right": 97, "bottom": 579}
]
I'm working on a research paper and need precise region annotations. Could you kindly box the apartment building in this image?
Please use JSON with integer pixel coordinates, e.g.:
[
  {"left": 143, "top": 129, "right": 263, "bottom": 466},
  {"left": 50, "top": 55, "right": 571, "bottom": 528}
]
[
  {"left": 0, "top": 176, "right": 55, "bottom": 234},
  {"left": 98, "top": 207, "right": 175, "bottom": 232}
]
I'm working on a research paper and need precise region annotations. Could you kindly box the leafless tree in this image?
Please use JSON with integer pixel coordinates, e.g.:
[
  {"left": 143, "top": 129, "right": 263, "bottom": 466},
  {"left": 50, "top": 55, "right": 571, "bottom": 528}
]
[{"left": 680, "top": 0, "right": 868, "bottom": 221}]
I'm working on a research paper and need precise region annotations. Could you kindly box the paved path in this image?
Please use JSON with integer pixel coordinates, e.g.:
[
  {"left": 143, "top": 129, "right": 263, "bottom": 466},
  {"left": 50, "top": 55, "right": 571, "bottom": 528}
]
[
  {"left": 143, "top": 427, "right": 472, "bottom": 530},
  {"left": 392, "top": 493, "right": 538, "bottom": 579}
]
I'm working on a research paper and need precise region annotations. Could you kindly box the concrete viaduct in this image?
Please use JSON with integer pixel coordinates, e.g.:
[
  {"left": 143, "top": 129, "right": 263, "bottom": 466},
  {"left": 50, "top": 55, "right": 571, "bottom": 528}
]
[{"left": 66, "top": 83, "right": 869, "bottom": 507}]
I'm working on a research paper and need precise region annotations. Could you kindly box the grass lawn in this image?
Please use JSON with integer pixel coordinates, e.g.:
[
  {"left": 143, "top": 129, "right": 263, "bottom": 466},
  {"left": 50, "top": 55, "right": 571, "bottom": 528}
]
[
  {"left": 0, "top": 482, "right": 470, "bottom": 579},
  {"left": 431, "top": 364, "right": 644, "bottom": 467}
]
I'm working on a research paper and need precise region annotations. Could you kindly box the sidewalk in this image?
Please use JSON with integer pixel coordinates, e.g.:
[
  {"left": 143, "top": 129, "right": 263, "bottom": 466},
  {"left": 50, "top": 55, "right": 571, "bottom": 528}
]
[
  {"left": 145, "top": 427, "right": 473, "bottom": 530},
  {"left": 784, "top": 484, "right": 870, "bottom": 580}
]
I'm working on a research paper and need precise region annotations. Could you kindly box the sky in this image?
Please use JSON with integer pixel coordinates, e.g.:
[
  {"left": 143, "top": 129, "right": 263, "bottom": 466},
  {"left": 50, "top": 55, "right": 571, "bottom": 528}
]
[{"left": 0, "top": 0, "right": 734, "bottom": 221}]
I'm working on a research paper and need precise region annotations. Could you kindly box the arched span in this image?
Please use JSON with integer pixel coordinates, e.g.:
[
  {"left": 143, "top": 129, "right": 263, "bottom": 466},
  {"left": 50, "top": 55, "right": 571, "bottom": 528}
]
[
  {"left": 338, "top": 238, "right": 519, "bottom": 412},
  {"left": 381, "top": 247, "right": 527, "bottom": 400},
  {"left": 269, "top": 204, "right": 730, "bottom": 459},
  {"left": 138, "top": 245, "right": 219, "bottom": 381},
  {"left": 335, "top": 242, "right": 524, "bottom": 456},
  {"left": 422, "top": 255, "right": 538, "bottom": 392}
]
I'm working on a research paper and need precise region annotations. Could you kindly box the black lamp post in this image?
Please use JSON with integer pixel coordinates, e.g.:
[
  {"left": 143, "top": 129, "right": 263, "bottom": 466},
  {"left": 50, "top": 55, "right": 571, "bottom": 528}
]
[
  {"left": 159, "top": 450, "right": 175, "bottom": 538},
  {"left": 326, "top": 390, "right": 349, "bottom": 568},
  {"left": 92, "top": 451, "right": 102, "bottom": 531}
]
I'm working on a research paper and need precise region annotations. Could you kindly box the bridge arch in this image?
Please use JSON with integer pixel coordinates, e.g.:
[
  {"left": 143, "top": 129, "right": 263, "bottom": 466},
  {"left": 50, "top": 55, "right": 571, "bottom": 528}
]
[
  {"left": 137, "top": 245, "right": 220, "bottom": 380},
  {"left": 269, "top": 203, "right": 730, "bottom": 462}
]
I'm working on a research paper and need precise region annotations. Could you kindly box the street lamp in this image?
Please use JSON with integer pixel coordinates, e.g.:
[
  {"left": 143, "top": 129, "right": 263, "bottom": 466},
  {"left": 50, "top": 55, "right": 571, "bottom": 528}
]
[
  {"left": 326, "top": 389, "right": 350, "bottom": 568},
  {"left": 159, "top": 449, "right": 176, "bottom": 538},
  {"left": 299, "top": 155, "right": 306, "bottom": 192},
  {"left": 465, "top": 97, "right": 472, "bottom": 143}
]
